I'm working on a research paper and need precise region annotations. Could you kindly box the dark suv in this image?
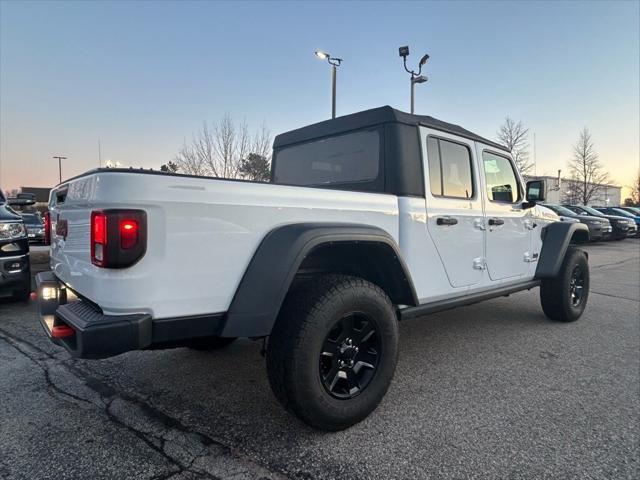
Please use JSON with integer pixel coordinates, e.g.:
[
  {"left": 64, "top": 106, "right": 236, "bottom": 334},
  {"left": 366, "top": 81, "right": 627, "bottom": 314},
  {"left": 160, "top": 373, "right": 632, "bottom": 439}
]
[
  {"left": 594, "top": 207, "right": 639, "bottom": 237},
  {"left": 542, "top": 204, "right": 611, "bottom": 241},
  {"left": 563, "top": 205, "right": 630, "bottom": 240},
  {"left": 0, "top": 191, "right": 31, "bottom": 300}
]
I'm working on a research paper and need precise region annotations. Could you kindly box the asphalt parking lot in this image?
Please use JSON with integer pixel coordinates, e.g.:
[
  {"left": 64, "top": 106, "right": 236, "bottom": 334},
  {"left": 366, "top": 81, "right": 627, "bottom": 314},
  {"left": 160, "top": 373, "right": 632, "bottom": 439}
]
[{"left": 1, "top": 240, "right": 638, "bottom": 480}]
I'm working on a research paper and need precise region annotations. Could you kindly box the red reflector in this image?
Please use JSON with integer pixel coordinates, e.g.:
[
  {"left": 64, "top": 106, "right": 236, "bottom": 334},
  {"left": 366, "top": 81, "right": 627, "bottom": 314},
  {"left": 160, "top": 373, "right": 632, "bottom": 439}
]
[
  {"left": 120, "top": 219, "right": 139, "bottom": 249},
  {"left": 43, "top": 211, "right": 51, "bottom": 246},
  {"left": 30, "top": 292, "right": 37, "bottom": 301},
  {"left": 51, "top": 325, "right": 75, "bottom": 338}
]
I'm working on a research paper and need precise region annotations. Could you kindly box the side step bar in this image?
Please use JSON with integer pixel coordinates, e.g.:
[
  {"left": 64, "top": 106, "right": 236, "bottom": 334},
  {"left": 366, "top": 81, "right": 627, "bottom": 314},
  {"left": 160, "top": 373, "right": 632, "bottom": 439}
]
[{"left": 400, "top": 280, "right": 540, "bottom": 321}]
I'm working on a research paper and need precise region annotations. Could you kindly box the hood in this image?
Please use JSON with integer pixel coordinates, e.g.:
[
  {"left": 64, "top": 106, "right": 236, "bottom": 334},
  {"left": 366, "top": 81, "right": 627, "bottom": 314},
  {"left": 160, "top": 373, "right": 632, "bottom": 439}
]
[{"left": 0, "top": 203, "right": 22, "bottom": 222}]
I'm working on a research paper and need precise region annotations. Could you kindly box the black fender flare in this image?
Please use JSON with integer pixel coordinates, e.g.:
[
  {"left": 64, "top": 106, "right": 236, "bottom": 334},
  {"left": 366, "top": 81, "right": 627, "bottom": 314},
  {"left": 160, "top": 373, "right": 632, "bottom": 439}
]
[
  {"left": 220, "top": 223, "right": 418, "bottom": 337},
  {"left": 535, "top": 222, "right": 589, "bottom": 278}
]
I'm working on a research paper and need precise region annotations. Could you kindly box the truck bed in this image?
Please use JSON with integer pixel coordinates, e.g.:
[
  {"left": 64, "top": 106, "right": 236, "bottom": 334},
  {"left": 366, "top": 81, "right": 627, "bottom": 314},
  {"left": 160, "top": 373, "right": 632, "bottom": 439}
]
[{"left": 49, "top": 170, "right": 400, "bottom": 319}]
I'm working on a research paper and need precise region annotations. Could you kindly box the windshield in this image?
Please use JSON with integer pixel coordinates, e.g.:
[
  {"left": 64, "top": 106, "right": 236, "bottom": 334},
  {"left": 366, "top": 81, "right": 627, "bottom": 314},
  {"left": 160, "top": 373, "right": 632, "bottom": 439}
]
[
  {"left": 544, "top": 204, "right": 575, "bottom": 216},
  {"left": 21, "top": 213, "right": 42, "bottom": 223},
  {"left": 610, "top": 208, "right": 636, "bottom": 218},
  {"left": 577, "top": 205, "right": 605, "bottom": 217}
]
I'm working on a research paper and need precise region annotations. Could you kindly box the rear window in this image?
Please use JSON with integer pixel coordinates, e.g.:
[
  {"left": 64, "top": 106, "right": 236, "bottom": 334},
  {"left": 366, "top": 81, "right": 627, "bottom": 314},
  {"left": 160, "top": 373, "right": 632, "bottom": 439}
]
[
  {"left": 272, "top": 129, "right": 380, "bottom": 186},
  {"left": 21, "top": 214, "right": 42, "bottom": 223}
]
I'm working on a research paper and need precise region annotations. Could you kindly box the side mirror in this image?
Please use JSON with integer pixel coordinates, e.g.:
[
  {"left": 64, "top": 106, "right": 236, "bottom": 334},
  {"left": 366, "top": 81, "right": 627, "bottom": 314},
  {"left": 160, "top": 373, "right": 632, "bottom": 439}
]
[
  {"left": 523, "top": 180, "right": 546, "bottom": 209},
  {"left": 526, "top": 180, "right": 546, "bottom": 202}
]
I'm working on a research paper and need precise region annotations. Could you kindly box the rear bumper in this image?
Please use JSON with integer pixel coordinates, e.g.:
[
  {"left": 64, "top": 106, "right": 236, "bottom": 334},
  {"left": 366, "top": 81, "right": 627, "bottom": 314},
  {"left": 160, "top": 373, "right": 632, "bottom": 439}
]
[{"left": 36, "top": 271, "right": 225, "bottom": 359}]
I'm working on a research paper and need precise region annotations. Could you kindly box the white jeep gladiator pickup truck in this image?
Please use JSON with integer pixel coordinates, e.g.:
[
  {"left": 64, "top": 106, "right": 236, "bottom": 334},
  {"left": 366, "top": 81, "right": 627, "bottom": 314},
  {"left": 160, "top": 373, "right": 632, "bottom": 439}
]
[{"left": 36, "top": 106, "right": 590, "bottom": 430}]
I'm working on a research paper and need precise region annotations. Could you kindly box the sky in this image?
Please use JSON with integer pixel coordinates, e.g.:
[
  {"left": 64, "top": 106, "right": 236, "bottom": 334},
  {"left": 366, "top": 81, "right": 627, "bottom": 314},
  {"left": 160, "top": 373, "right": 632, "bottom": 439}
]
[{"left": 1, "top": 0, "right": 638, "bottom": 197}]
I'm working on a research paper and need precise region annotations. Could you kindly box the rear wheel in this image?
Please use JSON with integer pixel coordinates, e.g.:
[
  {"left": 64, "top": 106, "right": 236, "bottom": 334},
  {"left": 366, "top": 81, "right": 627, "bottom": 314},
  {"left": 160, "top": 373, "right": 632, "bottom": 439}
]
[
  {"left": 540, "top": 247, "right": 589, "bottom": 322},
  {"left": 267, "top": 274, "right": 399, "bottom": 431}
]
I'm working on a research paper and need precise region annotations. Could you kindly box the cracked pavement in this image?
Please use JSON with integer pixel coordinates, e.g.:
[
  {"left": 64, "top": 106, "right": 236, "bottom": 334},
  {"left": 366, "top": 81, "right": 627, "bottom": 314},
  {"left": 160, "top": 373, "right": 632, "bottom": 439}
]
[{"left": 0, "top": 240, "right": 638, "bottom": 479}]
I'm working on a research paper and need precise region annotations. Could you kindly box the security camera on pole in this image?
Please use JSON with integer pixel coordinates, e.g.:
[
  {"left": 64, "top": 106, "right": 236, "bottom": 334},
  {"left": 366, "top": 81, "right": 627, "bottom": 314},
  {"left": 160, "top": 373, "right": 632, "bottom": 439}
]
[{"left": 398, "top": 46, "right": 429, "bottom": 114}]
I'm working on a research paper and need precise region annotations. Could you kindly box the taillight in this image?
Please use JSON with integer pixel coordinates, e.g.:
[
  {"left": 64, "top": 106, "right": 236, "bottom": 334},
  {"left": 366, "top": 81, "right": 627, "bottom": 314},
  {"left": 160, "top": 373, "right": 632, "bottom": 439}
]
[
  {"left": 43, "top": 211, "right": 51, "bottom": 246},
  {"left": 120, "top": 219, "right": 138, "bottom": 249},
  {"left": 91, "top": 210, "right": 147, "bottom": 268},
  {"left": 91, "top": 211, "right": 107, "bottom": 266}
]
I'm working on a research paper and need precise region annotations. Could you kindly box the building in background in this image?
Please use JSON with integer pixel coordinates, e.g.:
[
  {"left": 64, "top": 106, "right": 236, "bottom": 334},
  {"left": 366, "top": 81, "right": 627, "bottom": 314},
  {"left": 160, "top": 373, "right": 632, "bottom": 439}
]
[
  {"left": 524, "top": 175, "right": 621, "bottom": 206},
  {"left": 19, "top": 186, "right": 51, "bottom": 213}
]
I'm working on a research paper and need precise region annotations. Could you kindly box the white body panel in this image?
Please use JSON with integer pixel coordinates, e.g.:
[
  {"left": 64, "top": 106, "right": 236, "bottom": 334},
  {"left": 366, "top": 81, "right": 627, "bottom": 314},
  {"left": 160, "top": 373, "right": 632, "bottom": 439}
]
[
  {"left": 50, "top": 173, "right": 399, "bottom": 317},
  {"left": 49, "top": 145, "right": 555, "bottom": 320}
]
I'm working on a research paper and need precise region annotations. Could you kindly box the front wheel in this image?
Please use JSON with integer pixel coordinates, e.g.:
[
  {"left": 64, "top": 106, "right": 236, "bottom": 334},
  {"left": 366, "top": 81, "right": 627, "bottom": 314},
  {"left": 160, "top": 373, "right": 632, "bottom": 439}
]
[
  {"left": 540, "top": 247, "right": 589, "bottom": 322},
  {"left": 267, "top": 275, "right": 399, "bottom": 431}
]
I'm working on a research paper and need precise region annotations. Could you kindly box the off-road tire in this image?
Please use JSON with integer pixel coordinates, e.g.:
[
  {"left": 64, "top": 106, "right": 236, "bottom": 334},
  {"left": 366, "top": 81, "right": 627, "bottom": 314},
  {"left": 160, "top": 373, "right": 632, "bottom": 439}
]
[
  {"left": 540, "top": 247, "right": 589, "bottom": 322},
  {"left": 266, "top": 274, "right": 399, "bottom": 431},
  {"left": 187, "top": 336, "right": 237, "bottom": 351}
]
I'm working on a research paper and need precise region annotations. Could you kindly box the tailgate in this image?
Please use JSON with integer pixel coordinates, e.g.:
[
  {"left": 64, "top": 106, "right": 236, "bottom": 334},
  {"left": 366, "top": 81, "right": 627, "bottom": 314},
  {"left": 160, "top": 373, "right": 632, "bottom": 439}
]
[{"left": 48, "top": 173, "right": 153, "bottom": 315}]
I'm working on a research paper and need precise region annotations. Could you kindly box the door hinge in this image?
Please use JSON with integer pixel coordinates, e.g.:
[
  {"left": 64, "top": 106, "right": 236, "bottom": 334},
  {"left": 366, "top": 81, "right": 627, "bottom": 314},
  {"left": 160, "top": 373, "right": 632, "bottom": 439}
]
[
  {"left": 473, "top": 218, "right": 486, "bottom": 231},
  {"left": 524, "top": 252, "right": 539, "bottom": 263},
  {"left": 473, "top": 257, "right": 487, "bottom": 270}
]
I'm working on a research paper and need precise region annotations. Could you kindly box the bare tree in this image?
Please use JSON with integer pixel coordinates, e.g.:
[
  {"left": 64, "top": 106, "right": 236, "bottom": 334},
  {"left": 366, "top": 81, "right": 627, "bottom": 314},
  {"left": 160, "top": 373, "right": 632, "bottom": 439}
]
[
  {"left": 173, "top": 115, "right": 272, "bottom": 181},
  {"left": 497, "top": 116, "right": 533, "bottom": 175},
  {"left": 561, "top": 177, "right": 582, "bottom": 205},
  {"left": 567, "top": 127, "right": 608, "bottom": 205}
]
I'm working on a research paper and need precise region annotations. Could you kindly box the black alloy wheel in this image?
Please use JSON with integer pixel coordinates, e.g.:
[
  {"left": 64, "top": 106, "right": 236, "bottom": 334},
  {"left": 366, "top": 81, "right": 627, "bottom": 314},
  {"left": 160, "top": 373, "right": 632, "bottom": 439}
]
[
  {"left": 319, "top": 313, "right": 381, "bottom": 399},
  {"left": 569, "top": 265, "right": 585, "bottom": 307}
]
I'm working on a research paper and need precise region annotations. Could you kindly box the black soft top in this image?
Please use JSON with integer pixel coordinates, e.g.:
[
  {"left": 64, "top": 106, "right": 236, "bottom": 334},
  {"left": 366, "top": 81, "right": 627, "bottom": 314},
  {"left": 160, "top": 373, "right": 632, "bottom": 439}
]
[{"left": 274, "top": 105, "right": 508, "bottom": 152}]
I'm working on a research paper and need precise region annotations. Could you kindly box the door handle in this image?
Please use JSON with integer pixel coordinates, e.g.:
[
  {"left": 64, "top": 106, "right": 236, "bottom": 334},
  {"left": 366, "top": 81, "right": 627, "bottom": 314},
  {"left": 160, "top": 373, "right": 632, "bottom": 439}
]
[
  {"left": 488, "top": 218, "right": 505, "bottom": 226},
  {"left": 436, "top": 216, "right": 458, "bottom": 226}
]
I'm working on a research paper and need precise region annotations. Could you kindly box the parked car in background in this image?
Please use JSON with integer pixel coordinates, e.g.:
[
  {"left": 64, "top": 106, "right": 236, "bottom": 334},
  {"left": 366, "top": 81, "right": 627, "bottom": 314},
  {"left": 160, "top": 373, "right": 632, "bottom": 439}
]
[
  {"left": 593, "top": 207, "right": 640, "bottom": 237},
  {"left": 0, "top": 191, "right": 31, "bottom": 301},
  {"left": 542, "top": 204, "right": 610, "bottom": 241},
  {"left": 617, "top": 206, "right": 640, "bottom": 216},
  {"left": 21, "top": 212, "right": 45, "bottom": 244},
  {"left": 563, "top": 205, "right": 631, "bottom": 240}
]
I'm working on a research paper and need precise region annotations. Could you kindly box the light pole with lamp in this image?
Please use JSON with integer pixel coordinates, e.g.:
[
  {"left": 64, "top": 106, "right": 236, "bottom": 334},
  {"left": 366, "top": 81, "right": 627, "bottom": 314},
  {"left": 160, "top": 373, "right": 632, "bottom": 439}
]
[
  {"left": 53, "top": 156, "right": 67, "bottom": 183},
  {"left": 314, "top": 51, "right": 342, "bottom": 119},
  {"left": 398, "top": 46, "right": 429, "bottom": 114}
]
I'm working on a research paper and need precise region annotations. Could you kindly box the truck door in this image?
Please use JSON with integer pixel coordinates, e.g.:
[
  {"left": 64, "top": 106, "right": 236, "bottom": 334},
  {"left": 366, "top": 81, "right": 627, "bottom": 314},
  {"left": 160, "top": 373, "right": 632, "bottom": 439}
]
[
  {"left": 478, "top": 147, "right": 530, "bottom": 280},
  {"left": 421, "top": 129, "right": 485, "bottom": 288}
]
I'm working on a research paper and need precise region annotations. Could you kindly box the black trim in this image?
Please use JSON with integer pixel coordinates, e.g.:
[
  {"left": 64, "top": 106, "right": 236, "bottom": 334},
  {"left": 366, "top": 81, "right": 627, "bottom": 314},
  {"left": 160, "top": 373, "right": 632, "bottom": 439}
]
[
  {"left": 273, "top": 106, "right": 508, "bottom": 152},
  {"left": 400, "top": 280, "right": 541, "bottom": 320},
  {"left": 222, "top": 223, "right": 418, "bottom": 337},
  {"left": 535, "top": 222, "right": 589, "bottom": 278}
]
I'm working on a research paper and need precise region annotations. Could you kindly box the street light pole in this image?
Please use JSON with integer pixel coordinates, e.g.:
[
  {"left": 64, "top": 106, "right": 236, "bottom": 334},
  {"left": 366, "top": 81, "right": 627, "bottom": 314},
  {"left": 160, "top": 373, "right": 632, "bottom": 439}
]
[
  {"left": 315, "top": 51, "right": 342, "bottom": 119},
  {"left": 331, "top": 63, "right": 337, "bottom": 119},
  {"left": 53, "top": 156, "right": 67, "bottom": 183},
  {"left": 399, "top": 46, "right": 429, "bottom": 114}
]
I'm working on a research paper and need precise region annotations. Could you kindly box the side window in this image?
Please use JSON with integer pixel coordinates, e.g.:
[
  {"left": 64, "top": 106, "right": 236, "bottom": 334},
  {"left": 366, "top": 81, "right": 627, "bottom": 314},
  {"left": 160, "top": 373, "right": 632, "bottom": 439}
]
[
  {"left": 482, "top": 151, "right": 520, "bottom": 203},
  {"left": 426, "top": 137, "right": 474, "bottom": 199}
]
